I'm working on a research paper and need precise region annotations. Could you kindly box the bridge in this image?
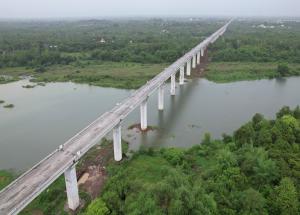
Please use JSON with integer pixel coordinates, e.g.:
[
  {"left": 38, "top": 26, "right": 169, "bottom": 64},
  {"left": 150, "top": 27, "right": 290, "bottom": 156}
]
[{"left": 0, "top": 20, "right": 232, "bottom": 215}]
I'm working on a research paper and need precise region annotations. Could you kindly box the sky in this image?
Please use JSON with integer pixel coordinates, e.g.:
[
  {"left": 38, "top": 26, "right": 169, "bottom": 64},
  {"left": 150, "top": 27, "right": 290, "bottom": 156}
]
[{"left": 0, "top": 0, "right": 299, "bottom": 19}]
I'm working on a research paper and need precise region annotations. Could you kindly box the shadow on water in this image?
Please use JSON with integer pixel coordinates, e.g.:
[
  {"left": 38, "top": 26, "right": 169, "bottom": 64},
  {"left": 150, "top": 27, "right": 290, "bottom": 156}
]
[
  {"left": 139, "top": 78, "right": 199, "bottom": 148},
  {"left": 275, "top": 77, "right": 287, "bottom": 86}
]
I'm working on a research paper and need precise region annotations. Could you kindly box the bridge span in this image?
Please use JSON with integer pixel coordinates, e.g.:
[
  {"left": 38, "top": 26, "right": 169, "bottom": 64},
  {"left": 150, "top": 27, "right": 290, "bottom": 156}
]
[{"left": 0, "top": 20, "right": 232, "bottom": 215}]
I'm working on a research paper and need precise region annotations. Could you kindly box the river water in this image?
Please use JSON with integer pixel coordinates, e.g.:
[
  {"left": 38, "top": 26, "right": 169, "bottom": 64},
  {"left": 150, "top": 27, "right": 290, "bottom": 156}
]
[{"left": 1, "top": 77, "right": 300, "bottom": 171}]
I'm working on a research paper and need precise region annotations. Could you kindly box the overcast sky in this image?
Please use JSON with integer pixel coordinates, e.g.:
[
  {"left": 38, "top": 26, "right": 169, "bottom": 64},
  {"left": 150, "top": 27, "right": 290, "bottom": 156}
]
[{"left": 0, "top": 0, "right": 299, "bottom": 19}]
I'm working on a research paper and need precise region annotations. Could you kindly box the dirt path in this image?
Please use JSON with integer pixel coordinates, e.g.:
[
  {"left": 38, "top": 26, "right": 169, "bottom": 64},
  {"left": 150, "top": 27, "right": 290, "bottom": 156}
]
[{"left": 76, "top": 141, "right": 114, "bottom": 199}]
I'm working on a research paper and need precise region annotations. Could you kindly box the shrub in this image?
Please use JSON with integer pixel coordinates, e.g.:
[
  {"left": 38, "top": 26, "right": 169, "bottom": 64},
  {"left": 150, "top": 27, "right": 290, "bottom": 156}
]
[{"left": 277, "top": 64, "right": 289, "bottom": 77}]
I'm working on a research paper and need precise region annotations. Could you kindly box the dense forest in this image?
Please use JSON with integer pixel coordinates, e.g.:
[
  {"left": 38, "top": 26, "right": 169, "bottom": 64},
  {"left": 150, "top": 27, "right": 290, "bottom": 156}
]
[
  {"left": 0, "top": 18, "right": 223, "bottom": 68},
  {"left": 87, "top": 106, "right": 300, "bottom": 215}
]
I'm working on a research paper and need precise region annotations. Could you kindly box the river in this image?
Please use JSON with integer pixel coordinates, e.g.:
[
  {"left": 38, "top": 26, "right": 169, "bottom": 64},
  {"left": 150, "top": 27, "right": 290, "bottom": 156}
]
[{"left": 0, "top": 77, "right": 300, "bottom": 171}]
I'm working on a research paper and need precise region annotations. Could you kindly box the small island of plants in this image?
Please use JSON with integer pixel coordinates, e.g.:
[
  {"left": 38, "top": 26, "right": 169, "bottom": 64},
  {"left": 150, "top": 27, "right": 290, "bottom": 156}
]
[{"left": 3, "top": 104, "right": 14, "bottom": 108}]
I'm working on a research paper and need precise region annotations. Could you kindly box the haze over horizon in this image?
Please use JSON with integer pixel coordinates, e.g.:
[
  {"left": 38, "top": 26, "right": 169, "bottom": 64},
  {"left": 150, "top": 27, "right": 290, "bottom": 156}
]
[{"left": 0, "top": 0, "right": 299, "bottom": 19}]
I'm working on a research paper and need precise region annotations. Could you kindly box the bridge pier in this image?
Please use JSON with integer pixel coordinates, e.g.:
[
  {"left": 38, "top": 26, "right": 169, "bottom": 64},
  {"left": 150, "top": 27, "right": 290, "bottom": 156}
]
[
  {"left": 179, "top": 66, "right": 184, "bottom": 85},
  {"left": 197, "top": 52, "right": 201, "bottom": 64},
  {"left": 192, "top": 55, "right": 196, "bottom": 68},
  {"left": 140, "top": 99, "right": 147, "bottom": 130},
  {"left": 186, "top": 60, "right": 191, "bottom": 76},
  {"left": 64, "top": 165, "right": 80, "bottom": 211},
  {"left": 158, "top": 84, "right": 164, "bottom": 110},
  {"left": 170, "top": 74, "right": 176, "bottom": 95},
  {"left": 113, "top": 123, "right": 122, "bottom": 161},
  {"left": 201, "top": 48, "right": 204, "bottom": 57}
]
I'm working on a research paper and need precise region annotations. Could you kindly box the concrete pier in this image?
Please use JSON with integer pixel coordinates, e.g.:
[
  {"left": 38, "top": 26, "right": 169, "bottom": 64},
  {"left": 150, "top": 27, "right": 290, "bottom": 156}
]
[
  {"left": 140, "top": 99, "right": 147, "bottom": 130},
  {"left": 179, "top": 66, "right": 184, "bottom": 85},
  {"left": 158, "top": 84, "right": 164, "bottom": 110},
  {"left": 64, "top": 166, "right": 80, "bottom": 211},
  {"left": 170, "top": 74, "right": 176, "bottom": 95},
  {"left": 192, "top": 55, "right": 196, "bottom": 68},
  {"left": 186, "top": 60, "right": 191, "bottom": 76},
  {"left": 113, "top": 123, "right": 122, "bottom": 161},
  {"left": 201, "top": 48, "right": 204, "bottom": 57},
  {"left": 197, "top": 52, "right": 200, "bottom": 64}
]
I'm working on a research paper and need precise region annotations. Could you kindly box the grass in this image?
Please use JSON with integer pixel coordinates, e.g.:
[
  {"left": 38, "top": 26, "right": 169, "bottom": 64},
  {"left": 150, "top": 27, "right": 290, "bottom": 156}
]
[
  {"left": 0, "top": 76, "right": 19, "bottom": 84},
  {"left": 0, "top": 170, "right": 14, "bottom": 191},
  {"left": 205, "top": 62, "right": 300, "bottom": 83},
  {"left": 116, "top": 153, "right": 175, "bottom": 185},
  {"left": 0, "top": 61, "right": 167, "bottom": 89}
]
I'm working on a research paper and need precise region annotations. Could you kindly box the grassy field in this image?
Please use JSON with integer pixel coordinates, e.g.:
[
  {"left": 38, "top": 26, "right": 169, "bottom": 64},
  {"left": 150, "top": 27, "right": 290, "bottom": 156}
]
[
  {"left": 205, "top": 62, "right": 300, "bottom": 83},
  {"left": 0, "top": 61, "right": 167, "bottom": 89}
]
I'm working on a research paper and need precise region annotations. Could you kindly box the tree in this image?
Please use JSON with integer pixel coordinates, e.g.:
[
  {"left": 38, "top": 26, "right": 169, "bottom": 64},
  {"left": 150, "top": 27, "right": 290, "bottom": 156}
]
[
  {"left": 274, "top": 177, "right": 299, "bottom": 215},
  {"left": 234, "top": 122, "right": 255, "bottom": 147},
  {"left": 276, "top": 106, "right": 293, "bottom": 119},
  {"left": 85, "top": 198, "right": 109, "bottom": 215},
  {"left": 239, "top": 188, "right": 267, "bottom": 215}
]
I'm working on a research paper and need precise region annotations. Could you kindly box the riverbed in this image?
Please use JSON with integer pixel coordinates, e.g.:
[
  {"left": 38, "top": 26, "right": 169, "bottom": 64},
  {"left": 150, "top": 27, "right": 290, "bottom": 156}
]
[{"left": 1, "top": 77, "right": 300, "bottom": 171}]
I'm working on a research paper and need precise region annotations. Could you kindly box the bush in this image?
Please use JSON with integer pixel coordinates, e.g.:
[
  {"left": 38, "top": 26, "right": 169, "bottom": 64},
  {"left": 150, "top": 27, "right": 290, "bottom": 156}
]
[
  {"left": 85, "top": 198, "right": 109, "bottom": 215},
  {"left": 34, "top": 66, "right": 46, "bottom": 73},
  {"left": 277, "top": 64, "right": 289, "bottom": 77}
]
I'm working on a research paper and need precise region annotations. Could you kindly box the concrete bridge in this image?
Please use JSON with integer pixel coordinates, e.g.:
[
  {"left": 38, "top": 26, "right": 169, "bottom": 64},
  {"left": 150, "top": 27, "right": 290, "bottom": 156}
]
[{"left": 0, "top": 20, "right": 232, "bottom": 215}]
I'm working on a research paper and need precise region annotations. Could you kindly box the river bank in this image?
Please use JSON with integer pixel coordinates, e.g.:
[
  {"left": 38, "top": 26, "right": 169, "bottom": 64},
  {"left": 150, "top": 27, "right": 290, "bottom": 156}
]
[
  {"left": 0, "top": 61, "right": 167, "bottom": 89},
  {"left": 205, "top": 61, "right": 300, "bottom": 83}
]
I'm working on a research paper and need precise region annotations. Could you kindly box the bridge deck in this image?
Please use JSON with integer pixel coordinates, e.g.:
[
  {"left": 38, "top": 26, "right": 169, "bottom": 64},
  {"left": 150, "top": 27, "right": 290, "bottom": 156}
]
[{"left": 0, "top": 20, "right": 231, "bottom": 215}]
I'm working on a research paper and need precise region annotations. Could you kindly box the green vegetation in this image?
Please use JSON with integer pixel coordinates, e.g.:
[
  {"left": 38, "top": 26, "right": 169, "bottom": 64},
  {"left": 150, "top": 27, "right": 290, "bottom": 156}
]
[
  {"left": 0, "top": 170, "right": 14, "bottom": 190},
  {"left": 85, "top": 198, "right": 109, "bottom": 215},
  {"left": 95, "top": 106, "right": 300, "bottom": 214},
  {"left": 0, "top": 100, "right": 4, "bottom": 104},
  {"left": 0, "top": 62, "right": 167, "bottom": 89},
  {"left": 22, "top": 84, "right": 36, "bottom": 88},
  {"left": 3, "top": 104, "right": 14, "bottom": 108},
  {"left": 0, "top": 18, "right": 224, "bottom": 88},
  {"left": 206, "top": 62, "right": 300, "bottom": 82},
  {"left": 207, "top": 20, "right": 300, "bottom": 82},
  {"left": 277, "top": 63, "right": 290, "bottom": 77},
  {"left": 0, "top": 76, "right": 18, "bottom": 84}
]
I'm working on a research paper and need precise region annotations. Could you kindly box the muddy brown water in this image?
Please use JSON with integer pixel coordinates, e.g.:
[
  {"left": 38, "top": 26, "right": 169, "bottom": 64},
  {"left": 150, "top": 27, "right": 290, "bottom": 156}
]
[{"left": 1, "top": 76, "right": 300, "bottom": 172}]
